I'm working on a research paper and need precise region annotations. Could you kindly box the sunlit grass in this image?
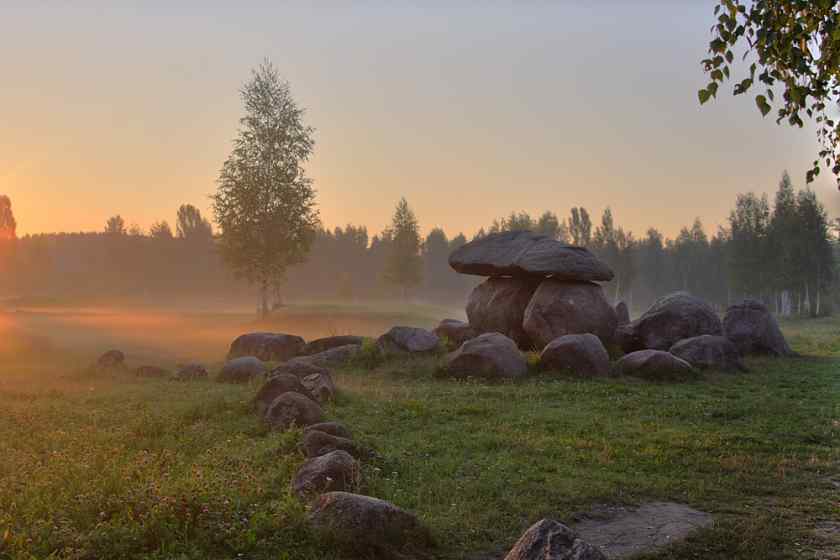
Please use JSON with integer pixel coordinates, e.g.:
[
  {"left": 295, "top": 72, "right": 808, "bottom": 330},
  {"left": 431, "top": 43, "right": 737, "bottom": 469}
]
[{"left": 0, "top": 309, "right": 837, "bottom": 559}]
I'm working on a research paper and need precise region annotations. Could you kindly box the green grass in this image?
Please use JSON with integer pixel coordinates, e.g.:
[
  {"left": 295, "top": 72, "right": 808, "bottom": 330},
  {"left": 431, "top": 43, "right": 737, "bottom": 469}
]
[{"left": 0, "top": 313, "right": 838, "bottom": 559}]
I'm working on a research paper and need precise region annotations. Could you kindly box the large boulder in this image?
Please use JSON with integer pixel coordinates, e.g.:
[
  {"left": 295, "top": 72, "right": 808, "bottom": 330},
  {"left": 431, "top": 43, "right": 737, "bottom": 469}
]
[
  {"left": 302, "top": 429, "right": 366, "bottom": 459},
  {"left": 467, "top": 276, "right": 540, "bottom": 348},
  {"left": 433, "top": 319, "right": 477, "bottom": 347},
  {"left": 254, "top": 373, "right": 314, "bottom": 416},
  {"left": 292, "top": 450, "right": 360, "bottom": 500},
  {"left": 613, "top": 350, "right": 696, "bottom": 381},
  {"left": 227, "top": 332, "right": 305, "bottom": 362},
  {"left": 723, "top": 299, "right": 795, "bottom": 357},
  {"left": 443, "top": 333, "right": 528, "bottom": 380},
  {"left": 538, "top": 334, "right": 610, "bottom": 377},
  {"left": 617, "top": 292, "right": 722, "bottom": 353},
  {"left": 449, "top": 230, "right": 614, "bottom": 281},
  {"left": 504, "top": 518, "right": 607, "bottom": 560},
  {"left": 522, "top": 280, "right": 618, "bottom": 350},
  {"left": 286, "top": 345, "right": 359, "bottom": 369},
  {"left": 669, "top": 335, "right": 746, "bottom": 372},
  {"left": 303, "top": 335, "right": 364, "bottom": 356},
  {"left": 217, "top": 356, "right": 266, "bottom": 383},
  {"left": 308, "top": 492, "right": 434, "bottom": 558},
  {"left": 377, "top": 326, "right": 440, "bottom": 355},
  {"left": 264, "top": 391, "right": 323, "bottom": 430},
  {"left": 96, "top": 350, "right": 125, "bottom": 369}
]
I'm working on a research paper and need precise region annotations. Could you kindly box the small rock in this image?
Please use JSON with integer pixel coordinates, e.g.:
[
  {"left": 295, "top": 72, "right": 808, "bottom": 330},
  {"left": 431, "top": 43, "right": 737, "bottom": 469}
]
[
  {"left": 539, "top": 334, "right": 610, "bottom": 377},
  {"left": 308, "top": 492, "right": 434, "bottom": 557},
  {"left": 264, "top": 392, "right": 323, "bottom": 430},
  {"left": 300, "top": 370, "right": 336, "bottom": 403},
  {"left": 292, "top": 450, "right": 360, "bottom": 500},
  {"left": 303, "top": 335, "right": 364, "bottom": 356},
  {"left": 227, "top": 332, "right": 305, "bottom": 362},
  {"left": 217, "top": 356, "right": 266, "bottom": 384},
  {"left": 287, "top": 344, "right": 360, "bottom": 369},
  {"left": 133, "top": 365, "right": 170, "bottom": 378},
  {"left": 96, "top": 350, "right": 125, "bottom": 369},
  {"left": 503, "top": 518, "right": 606, "bottom": 560},
  {"left": 271, "top": 360, "right": 331, "bottom": 379},
  {"left": 669, "top": 335, "right": 746, "bottom": 372},
  {"left": 305, "top": 421, "right": 353, "bottom": 440},
  {"left": 254, "top": 373, "right": 314, "bottom": 416},
  {"left": 377, "top": 326, "right": 440, "bottom": 354},
  {"left": 613, "top": 349, "right": 696, "bottom": 381},
  {"left": 174, "top": 363, "right": 208, "bottom": 381},
  {"left": 302, "top": 429, "right": 366, "bottom": 459},
  {"left": 443, "top": 332, "right": 527, "bottom": 380},
  {"left": 433, "top": 319, "right": 477, "bottom": 347}
]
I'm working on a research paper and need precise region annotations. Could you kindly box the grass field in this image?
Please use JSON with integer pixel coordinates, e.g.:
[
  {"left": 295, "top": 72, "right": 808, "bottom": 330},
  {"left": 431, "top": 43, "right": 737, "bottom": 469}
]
[{"left": 0, "top": 305, "right": 837, "bottom": 559}]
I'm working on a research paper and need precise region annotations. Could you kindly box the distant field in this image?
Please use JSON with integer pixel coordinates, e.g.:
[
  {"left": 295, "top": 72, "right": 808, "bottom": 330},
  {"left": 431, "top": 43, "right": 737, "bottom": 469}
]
[{"left": 0, "top": 306, "right": 837, "bottom": 559}]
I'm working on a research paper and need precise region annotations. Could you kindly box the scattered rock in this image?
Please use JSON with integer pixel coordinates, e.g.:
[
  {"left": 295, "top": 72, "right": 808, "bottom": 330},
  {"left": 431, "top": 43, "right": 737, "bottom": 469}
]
[
  {"left": 302, "top": 429, "right": 366, "bottom": 459},
  {"left": 174, "top": 363, "right": 208, "bottom": 381},
  {"left": 96, "top": 350, "right": 125, "bottom": 369},
  {"left": 467, "top": 276, "right": 540, "bottom": 348},
  {"left": 227, "top": 332, "right": 305, "bottom": 362},
  {"left": 217, "top": 356, "right": 266, "bottom": 384},
  {"left": 449, "top": 230, "right": 614, "bottom": 281},
  {"left": 254, "top": 373, "right": 314, "bottom": 416},
  {"left": 572, "top": 502, "right": 713, "bottom": 559},
  {"left": 292, "top": 450, "right": 360, "bottom": 500},
  {"left": 133, "top": 365, "right": 170, "bottom": 378},
  {"left": 539, "top": 334, "right": 611, "bottom": 377},
  {"left": 302, "top": 335, "right": 364, "bottom": 356},
  {"left": 433, "top": 319, "right": 478, "bottom": 347},
  {"left": 271, "top": 360, "right": 331, "bottom": 379},
  {"left": 300, "top": 369, "right": 336, "bottom": 403},
  {"left": 443, "top": 332, "right": 528, "bottom": 380},
  {"left": 305, "top": 421, "right": 353, "bottom": 440},
  {"left": 615, "top": 301, "right": 630, "bottom": 326},
  {"left": 308, "top": 492, "right": 434, "bottom": 558},
  {"left": 669, "top": 335, "right": 746, "bottom": 372},
  {"left": 287, "top": 344, "right": 359, "bottom": 369},
  {"left": 377, "top": 326, "right": 440, "bottom": 355},
  {"left": 613, "top": 350, "right": 696, "bottom": 381},
  {"left": 523, "top": 280, "right": 618, "bottom": 350},
  {"left": 723, "top": 299, "right": 795, "bottom": 357},
  {"left": 617, "top": 292, "right": 722, "bottom": 353},
  {"left": 264, "top": 391, "right": 323, "bottom": 430},
  {"left": 503, "top": 518, "right": 606, "bottom": 560}
]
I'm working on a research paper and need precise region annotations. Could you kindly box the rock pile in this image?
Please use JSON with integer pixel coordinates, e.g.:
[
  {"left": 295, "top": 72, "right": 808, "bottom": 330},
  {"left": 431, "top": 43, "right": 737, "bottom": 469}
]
[{"left": 449, "top": 231, "right": 617, "bottom": 350}]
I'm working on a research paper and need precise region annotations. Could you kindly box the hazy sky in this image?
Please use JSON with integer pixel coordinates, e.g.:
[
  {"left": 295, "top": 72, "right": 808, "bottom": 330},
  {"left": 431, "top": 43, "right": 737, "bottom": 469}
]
[{"left": 2, "top": 1, "right": 838, "bottom": 239}]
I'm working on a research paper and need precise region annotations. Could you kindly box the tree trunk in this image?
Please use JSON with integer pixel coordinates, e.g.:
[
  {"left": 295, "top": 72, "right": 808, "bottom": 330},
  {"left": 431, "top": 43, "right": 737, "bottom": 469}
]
[{"left": 260, "top": 281, "right": 269, "bottom": 319}]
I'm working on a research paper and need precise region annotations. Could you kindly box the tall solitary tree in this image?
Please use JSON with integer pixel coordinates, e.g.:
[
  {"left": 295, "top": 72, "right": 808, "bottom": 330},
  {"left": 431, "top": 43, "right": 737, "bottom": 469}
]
[
  {"left": 0, "top": 195, "right": 16, "bottom": 241},
  {"left": 213, "top": 60, "right": 319, "bottom": 316},
  {"left": 384, "top": 197, "right": 423, "bottom": 298},
  {"left": 104, "top": 215, "right": 126, "bottom": 235}
]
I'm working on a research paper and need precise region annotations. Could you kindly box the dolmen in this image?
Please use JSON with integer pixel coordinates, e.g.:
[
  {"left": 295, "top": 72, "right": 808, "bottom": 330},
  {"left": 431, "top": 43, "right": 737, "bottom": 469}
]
[{"left": 449, "top": 230, "right": 617, "bottom": 350}]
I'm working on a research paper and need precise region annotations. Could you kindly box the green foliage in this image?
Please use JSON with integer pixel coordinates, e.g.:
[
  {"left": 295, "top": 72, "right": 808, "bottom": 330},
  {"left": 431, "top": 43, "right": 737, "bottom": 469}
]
[
  {"left": 700, "top": 1, "right": 840, "bottom": 187},
  {"left": 568, "top": 207, "right": 592, "bottom": 246},
  {"left": 104, "top": 215, "right": 126, "bottom": 236},
  {"left": 350, "top": 337, "right": 385, "bottom": 369},
  {"left": 175, "top": 204, "right": 212, "bottom": 241},
  {"left": 383, "top": 198, "right": 423, "bottom": 297},
  {"left": 213, "top": 60, "right": 319, "bottom": 314}
]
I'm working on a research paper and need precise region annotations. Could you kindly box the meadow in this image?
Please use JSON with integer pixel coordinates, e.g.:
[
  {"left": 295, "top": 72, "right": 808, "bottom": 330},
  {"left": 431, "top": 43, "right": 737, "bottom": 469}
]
[{"left": 0, "top": 304, "right": 837, "bottom": 559}]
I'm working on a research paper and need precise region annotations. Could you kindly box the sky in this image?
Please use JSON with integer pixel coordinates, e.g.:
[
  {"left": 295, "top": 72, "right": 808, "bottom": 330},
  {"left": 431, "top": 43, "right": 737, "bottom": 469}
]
[{"left": 2, "top": 1, "right": 838, "bottom": 240}]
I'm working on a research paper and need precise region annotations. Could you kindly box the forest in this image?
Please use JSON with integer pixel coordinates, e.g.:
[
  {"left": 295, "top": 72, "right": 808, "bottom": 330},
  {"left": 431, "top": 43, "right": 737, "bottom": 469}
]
[{"left": 0, "top": 172, "right": 837, "bottom": 315}]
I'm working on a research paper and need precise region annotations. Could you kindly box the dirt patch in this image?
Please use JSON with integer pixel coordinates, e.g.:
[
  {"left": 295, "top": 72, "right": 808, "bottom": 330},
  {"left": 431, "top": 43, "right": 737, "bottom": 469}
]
[{"left": 571, "top": 502, "right": 713, "bottom": 559}]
